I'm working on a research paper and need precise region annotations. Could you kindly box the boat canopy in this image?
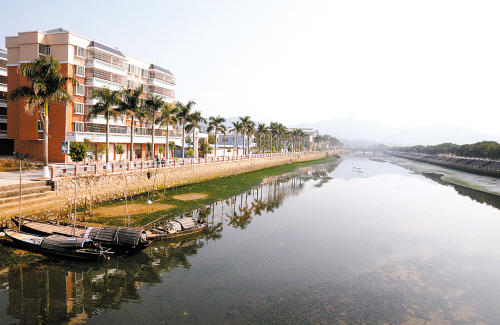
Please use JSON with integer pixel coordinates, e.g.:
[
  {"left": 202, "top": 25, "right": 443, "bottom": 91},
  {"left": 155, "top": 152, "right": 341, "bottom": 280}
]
[
  {"left": 86, "top": 227, "right": 147, "bottom": 246},
  {"left": 166, "top": 218, "right": 197, "bottom": 232},
  {"left": 41, "top": 235, "right": 93, "bottom": 249}
]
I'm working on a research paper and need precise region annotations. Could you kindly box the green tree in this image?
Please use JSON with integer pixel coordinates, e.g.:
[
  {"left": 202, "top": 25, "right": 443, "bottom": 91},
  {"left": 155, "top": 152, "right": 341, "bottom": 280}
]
[
  {"left": 255, "top": 123, "right": 269, "bottom": 153},
  {"left": 86, "top": 87, "right": 121, "bottom": 166},
  {"left": 117, "top": 85, "right": 144, "bottom": 162},
  {"left": 10, "top": 56, "right": 75, "bottom": 177},
  {"left": 143, "top": 95, "right": 164, "bottom": 158},
  {"left": 199, "top": 139, "right": 212, "bottom": 157},
  {"left": 69, "top": 142, "right": 87, "bottom": 163},
  {"left": 239, "top": 115, "right": 255, "bottom": 155},
  {"left": 231, "top": 121, "right": 244, "bottom": 156},
  {"left": 207, "top": 115, "right": 226, "bottom": 157},
  {"left": 185, "top": 110, "right": 206, "bottom": 158},
  {"left": 116, "top": 144, "right": 125, "bottom": 162},
  {"left": 157, "top": 102, "right": 178, "bottom": 161},
  {"left": 176, "top": 101, "right": 196, "bottom": 159}
]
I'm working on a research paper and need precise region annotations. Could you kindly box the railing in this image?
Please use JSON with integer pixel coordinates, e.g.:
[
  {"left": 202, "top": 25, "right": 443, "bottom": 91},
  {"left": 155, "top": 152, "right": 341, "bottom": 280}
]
[{"left": 49, "top": 151, "right": 323, "bottom": 179}]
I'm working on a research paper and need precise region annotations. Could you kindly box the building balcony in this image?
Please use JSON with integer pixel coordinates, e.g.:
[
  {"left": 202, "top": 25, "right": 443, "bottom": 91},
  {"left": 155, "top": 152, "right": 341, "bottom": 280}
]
[
  {"left": 66, "top": 128, "right": 186, "bottom": 145},
  {"left": 85, "top": 78, "right": 124, "bottom": 91},
  {"left": 147, "top": 78, "right": 175, "bottom": 90},
  {"left": 0, "top": 67, "right": 6, "bottom": 77},
  {"left": 85, "top": 59, "right": 127, "bottom": 77},
  {"left": 0, "top": 84, "right": 6, "bottom": 92}
]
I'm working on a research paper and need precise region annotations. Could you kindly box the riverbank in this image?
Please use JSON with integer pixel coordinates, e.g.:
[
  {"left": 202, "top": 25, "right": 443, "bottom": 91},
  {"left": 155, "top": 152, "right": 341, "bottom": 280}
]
[
  {"left": 1, "top": 151, "right": 332, "bottom": 223},
  {"left": 377, "top": 153, "right": 500, "bottom": 197}
]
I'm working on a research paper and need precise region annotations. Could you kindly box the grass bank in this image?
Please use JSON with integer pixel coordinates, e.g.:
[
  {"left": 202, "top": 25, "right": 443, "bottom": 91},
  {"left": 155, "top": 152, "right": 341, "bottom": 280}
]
[{"left": 92, "top": 156, "right": 339, "bottom": 227}]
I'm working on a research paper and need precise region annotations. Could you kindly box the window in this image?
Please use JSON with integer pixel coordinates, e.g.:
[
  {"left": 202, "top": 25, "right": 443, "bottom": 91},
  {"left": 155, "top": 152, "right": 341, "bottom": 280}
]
[
  {"left": 128, "top": 80, "right": 134, "bottom": 89},
  {"left": 128, "top": 64, "right": 135, "bottom": 74},
  {"left": 38, "top": 120, "right": 44, "bottom": 139},
  {"left": 74, "top": 46, "right": 85, "bottom": 58},
  {"left": 74, "top": 65, "right": 85, "bottom": 77},
  {"left": 74, "top": 84, "right": 85, "bottom": 96},
  {"left": 39, "top": 44, "right": 50, "bottom": 56},
  {"left": 142, "top": 69, "right": 148, "bottom": 78},
  {"left": 142, "top": 84, "right": 148, "bottom": 93},
  {"left": 73, "top": 122, "right": 84, "bottom": 132},
  {"left": 74, "top": 102, "right": 84, "bottom": 114}
]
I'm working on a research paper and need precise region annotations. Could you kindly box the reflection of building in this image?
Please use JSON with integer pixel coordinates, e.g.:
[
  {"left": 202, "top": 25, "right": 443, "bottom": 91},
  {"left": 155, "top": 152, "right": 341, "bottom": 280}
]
[
  {"left": 0, "top": 48, "right": 13, "bottom": 154},
  {"left": 6, "top": 28, "right": 181, "bottom": 162},
  {"left": 7, "top": 266, "right": 85, "bottom": 324}
]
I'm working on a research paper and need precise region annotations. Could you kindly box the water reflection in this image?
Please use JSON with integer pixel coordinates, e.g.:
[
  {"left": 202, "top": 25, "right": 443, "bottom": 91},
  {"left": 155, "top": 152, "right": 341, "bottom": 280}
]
[
  {"left": 422, "top": 172, "right": 500, "bottom": 210},
  {"left": 0, "top": 161, "right": 339, "bottom": 324}
]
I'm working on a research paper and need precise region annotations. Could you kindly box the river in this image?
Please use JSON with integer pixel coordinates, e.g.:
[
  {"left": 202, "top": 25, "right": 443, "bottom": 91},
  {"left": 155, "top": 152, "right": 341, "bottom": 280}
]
[{"left": 1, "top": 154, "right": 500, "bottom": 324}]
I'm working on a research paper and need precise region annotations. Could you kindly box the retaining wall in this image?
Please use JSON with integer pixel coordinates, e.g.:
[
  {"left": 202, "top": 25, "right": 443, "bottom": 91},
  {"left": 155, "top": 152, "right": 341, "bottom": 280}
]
[{"left": 54, "top": 152, "right": 329, "bottom": 208}]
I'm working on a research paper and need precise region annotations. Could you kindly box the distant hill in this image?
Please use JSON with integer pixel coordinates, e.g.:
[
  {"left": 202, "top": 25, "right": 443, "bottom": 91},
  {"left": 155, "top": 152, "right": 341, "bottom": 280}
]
[{"left": 292, "top": 118, "right": 500, "bottom": 146}]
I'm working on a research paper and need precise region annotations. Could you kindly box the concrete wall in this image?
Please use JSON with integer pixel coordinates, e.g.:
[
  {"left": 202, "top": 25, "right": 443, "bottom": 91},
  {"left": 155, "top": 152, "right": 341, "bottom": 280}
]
[{"left": 54, "top": 152, "right": 329, "bottom": 207}]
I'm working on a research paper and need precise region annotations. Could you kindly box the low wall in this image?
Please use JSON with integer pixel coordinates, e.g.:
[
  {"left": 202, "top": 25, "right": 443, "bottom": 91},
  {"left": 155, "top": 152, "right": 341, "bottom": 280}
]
[
  {"left": 54, "top": 152, "right": 329, "bottom": 208},
  {"left": 387, "top": 152, "right": 500, "bottom": 178}
]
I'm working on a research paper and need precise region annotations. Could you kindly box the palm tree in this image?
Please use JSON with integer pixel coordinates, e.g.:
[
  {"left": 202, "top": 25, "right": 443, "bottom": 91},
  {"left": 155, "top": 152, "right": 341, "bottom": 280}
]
[
  {"left": 239, "top": 116, "right": 253, "bottom": 155},
  {"left": 117, "top": 85, "right": 144, "bottom": 162},
  {"left": 176, "top": 101, "right": 196, "bottom": 159},
  {"left": 275, "top": 123, "right": 286, "bottom": 153},
  {"left": 207, "top": 115, "right": 226, "bottom": 157},
  {"left": 143, "top": 95, "right": 164, "bottom": 159},
  {"left": 255, "top": 123, "right": 269, "bottom": 153},
  {"left": 157, "top": 102, "right": 178, "bottom": 161},
  {"left": 86, "top": 88, "right": 121, "bottom": 167},
  {"left": 10, "top": 56, "right": 74, "bottom": 177},
  {"left": 269, "top": 121, "right": 280, "bottom": 153},
  {"left": 185, "top": 110, "right": 206, "bottom": 158},
  {"left": 231, "top": 121, "right": 244, "bottom": 156}
]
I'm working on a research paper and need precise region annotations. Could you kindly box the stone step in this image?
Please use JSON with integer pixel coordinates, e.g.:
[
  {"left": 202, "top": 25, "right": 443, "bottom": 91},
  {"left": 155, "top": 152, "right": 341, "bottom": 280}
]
[
  {"left": 0, "top": 191, "right": 63, "bottom": 209},
  {"left": 0, "top": 180, "right": 52, "bottom": 192},
  {"left": 0, "top": 185, "right": 52, "bottom": 199},
  {"left": 0, "top": 190, "right": 57, "bottom": 205},
  {"left": 0, "top": 196, "right": 66, "bottom": 218}
]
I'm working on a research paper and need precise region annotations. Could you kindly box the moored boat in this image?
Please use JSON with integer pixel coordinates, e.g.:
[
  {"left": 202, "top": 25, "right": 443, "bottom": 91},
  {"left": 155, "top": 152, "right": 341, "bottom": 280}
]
[
  {"left": 147, "top": 217, "right": 209, "bottom": 240},
  {"left": 11, "top": 217, "right": 152, "bottom": 253},
  {"left": 3, "top": 229, "right": 112, "bottom": 260}
]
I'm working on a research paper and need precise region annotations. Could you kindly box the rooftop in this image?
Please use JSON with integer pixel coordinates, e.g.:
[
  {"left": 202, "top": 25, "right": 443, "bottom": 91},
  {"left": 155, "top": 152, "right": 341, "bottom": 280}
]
[
  {"left": 88, "top": 41, "right": 126, "bottom": 58},
  {"left": 149, "top": 64, "right": 174, "bottom": 77}
]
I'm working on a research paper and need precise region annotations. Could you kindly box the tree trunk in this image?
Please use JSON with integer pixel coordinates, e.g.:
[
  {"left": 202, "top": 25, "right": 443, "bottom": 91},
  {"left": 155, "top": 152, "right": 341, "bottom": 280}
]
[
  {"left": 182, "top": 122, "right": 185, "bottom": 159},
  {"left": 106, "top": 115, "right": 110, "bottom": 164},
  {"left": 151, "top": 114, "right": 155, "bottom": 159},
  {"left": 166, "top": 123, "right": 170, "bottom": 161},
  {"left": 214, "top": 132, "right": 218, "bottom": 157},
  {"left": 130, "top": 116, "right": 135, "bottom": 162},
  {"left": 43, "top": 114, "right": 49, "bottom": 166}
]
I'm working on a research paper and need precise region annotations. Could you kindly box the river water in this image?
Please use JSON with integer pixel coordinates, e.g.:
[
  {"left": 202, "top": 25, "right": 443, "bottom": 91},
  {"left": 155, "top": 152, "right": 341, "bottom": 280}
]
[{"left": 1, "top": 155, "right": 500, "bottom": 324}]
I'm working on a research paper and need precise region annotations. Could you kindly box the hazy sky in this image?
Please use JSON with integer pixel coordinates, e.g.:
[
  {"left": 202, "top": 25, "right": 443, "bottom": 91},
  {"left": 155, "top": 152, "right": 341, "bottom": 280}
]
[{"left": 2, "top": 1, "right": 500, "bottom": 135}]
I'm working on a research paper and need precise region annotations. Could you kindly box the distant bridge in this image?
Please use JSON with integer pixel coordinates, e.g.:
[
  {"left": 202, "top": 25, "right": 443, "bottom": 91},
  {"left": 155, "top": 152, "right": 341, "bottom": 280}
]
[{"left": 344, "top": 148, "right": 387, "bottom": 154}]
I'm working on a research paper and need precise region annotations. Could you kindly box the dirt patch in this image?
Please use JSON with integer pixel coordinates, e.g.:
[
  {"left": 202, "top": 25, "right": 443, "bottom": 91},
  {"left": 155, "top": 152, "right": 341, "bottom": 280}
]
[
  {"left": 94, "top": 203, "right": 174, "bottom": 216},
  {"left": 172, "top": 193, "right": 208, "bottom": 201}
]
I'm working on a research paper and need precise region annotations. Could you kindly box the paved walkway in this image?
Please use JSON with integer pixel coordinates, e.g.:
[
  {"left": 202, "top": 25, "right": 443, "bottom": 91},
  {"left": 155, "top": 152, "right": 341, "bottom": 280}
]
[{"left": 0, "top": 169, "right": 46, "bottom": 187}]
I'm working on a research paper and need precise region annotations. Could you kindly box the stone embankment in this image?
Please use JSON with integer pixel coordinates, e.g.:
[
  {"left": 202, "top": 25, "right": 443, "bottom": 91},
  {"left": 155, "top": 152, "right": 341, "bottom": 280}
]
[
  {"left": 54, "top": 152, "right": 330, "bottom": 210},
  {"left": 388, "top": 152, "right": 500, "bottom": 177}
]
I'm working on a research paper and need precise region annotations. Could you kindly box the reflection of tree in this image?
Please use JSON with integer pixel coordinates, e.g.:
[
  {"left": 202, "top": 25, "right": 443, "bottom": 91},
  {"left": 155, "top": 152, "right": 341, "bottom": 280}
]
[{"left": 3, "top": 161, "right": 340, "bottom": 324}]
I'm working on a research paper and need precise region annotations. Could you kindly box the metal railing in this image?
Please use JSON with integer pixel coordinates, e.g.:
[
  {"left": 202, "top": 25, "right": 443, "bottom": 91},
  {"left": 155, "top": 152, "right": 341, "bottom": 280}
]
[{"left": 49, "top": 151, "right": 324, "bottom": 179}]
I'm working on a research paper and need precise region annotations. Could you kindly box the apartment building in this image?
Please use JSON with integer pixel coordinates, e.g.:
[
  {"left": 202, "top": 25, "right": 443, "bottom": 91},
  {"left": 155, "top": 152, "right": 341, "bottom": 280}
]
[
  {"left": 6, "top": 28, "right": 183, "bottom": 163},
  {"left": 0, "top": 48, "right": 13, "bottom": 154}
]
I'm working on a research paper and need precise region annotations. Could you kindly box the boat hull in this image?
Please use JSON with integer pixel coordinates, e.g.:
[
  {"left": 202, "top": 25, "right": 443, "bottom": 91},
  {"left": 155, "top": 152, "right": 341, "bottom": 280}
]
[
  {"left": 4, "top": 229, "right": 109, "bottom": 260},
  {"left": 11, "top": 218, "right": 151, "bottom": 253}
]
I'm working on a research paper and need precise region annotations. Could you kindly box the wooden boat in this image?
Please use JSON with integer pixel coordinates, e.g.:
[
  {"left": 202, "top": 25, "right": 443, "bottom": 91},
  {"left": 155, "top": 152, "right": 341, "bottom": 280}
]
[
  {"left": 11, "top": 217, "right": 152, "bottom": 253},
  {"left": 3, "top": 229, "right": 112, "bottom": 260},
  {"left": 147, "top": 217, "right": 209, "bottom": 241}
]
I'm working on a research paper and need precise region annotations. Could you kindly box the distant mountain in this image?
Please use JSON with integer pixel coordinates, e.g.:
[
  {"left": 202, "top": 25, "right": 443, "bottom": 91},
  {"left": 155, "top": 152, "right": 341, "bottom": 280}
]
[{"left": 292, "top": 118, "right": 500, "bottom": 146}]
